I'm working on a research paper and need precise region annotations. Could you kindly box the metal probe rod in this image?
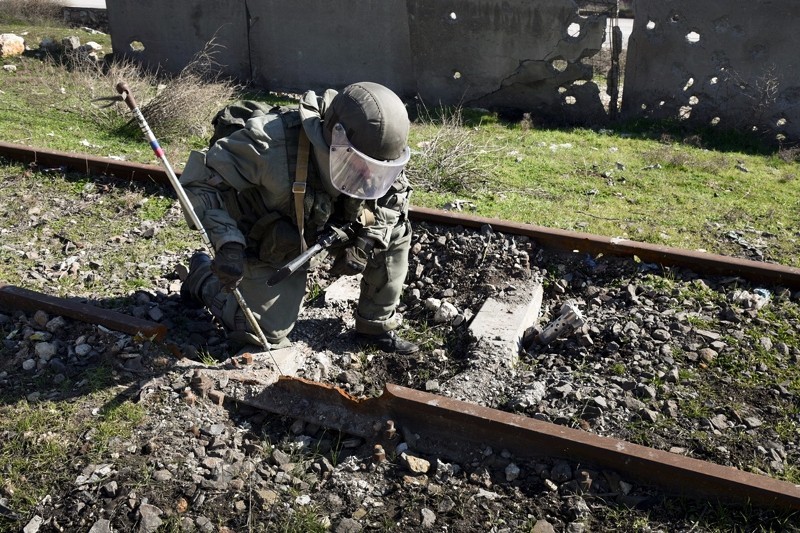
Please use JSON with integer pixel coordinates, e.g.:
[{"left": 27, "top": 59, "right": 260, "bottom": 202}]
[{"left": 115, "top": 82, "right": 280, "bottom": 369}]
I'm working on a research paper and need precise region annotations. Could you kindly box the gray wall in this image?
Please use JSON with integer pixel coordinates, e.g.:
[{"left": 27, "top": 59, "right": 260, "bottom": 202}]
[
  {"left": 107, "top": 0, "right": 800, "bottom": 141},
  {"left": 621, "top": 0, "right": 800, "bottom": 143},
  {"left": 107, "top": 0, "right": 607, "bottom": 122},
  {"left": 107, "top": 0, "right": 251, "bottom": 80}
]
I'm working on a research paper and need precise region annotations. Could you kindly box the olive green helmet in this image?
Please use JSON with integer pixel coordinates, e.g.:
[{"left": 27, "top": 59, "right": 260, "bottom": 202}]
[{"left": 323, "top": 82, "right": 410, "bottom": 199}]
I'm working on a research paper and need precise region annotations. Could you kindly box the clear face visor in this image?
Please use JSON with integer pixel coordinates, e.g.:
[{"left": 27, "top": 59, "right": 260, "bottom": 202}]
[{"left": 329, "top": 123, "right": 410, "bottom": 200}]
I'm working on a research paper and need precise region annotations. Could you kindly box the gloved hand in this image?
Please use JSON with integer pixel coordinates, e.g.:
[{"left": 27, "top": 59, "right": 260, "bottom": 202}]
[
  {"left": 212, "top": 242, "right": 245, "bottom": 291},
  {"left": 330, "top": 236, "right": 374, "bottom": 277}
]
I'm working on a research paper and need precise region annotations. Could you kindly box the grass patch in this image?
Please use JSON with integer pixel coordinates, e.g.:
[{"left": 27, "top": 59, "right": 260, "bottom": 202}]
[
  {"left": 0, "top": 391, "right": 145, "bottom": 515},
  {"left": 2, "top": 27, "right": 799, "bottom": 267}
]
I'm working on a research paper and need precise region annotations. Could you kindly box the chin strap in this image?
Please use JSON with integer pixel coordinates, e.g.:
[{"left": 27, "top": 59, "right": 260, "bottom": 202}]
[{"left": 293, "top": 129, "right": 311, "bottom": 252}]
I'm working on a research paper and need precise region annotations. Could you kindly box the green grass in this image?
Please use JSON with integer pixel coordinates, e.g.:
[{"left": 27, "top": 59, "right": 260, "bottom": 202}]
[
  {"left": 408, "top": 118, "right": 800, "bottom": 267},
  {"left": 1, "top": 21, "right": 799, "bottom": 267},
  {"left": 0, "top": 389, "right": 146, "bottom": 514},
  {"left": 0, "top": 163, "right": 195, "bottom": 296}
]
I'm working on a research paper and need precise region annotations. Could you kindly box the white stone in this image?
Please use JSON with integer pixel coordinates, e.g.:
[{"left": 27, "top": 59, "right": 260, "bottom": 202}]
[
  {"left": 0, "top": 34, "right": 25, "bottom": 58},
  {"left": 35, "top": 342, "right": 57, "bottom": 361},
  {"left": 433, "top": 301, "right": 458, "bottom": 323},
  {"left": 505, "top": 462, "right": 520, "bottom": 481}
]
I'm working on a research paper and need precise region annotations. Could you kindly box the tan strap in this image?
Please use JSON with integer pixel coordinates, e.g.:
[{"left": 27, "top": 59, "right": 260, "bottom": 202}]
[{"left": 293, "top": 129, "right": 310, "bottom": 252}]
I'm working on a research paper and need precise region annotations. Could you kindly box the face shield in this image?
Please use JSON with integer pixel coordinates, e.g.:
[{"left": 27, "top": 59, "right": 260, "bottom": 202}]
[{"left": 329, "top": 123, "right": 410, "bottom": 200}]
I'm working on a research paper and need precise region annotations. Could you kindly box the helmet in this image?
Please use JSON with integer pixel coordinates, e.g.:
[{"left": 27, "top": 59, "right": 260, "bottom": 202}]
[{"left": 323, "top": 82, "right": 410, "bottom": 200}]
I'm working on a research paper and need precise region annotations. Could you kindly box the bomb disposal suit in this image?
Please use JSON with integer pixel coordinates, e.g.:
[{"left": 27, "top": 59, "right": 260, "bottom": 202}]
[{"left": 178, "top": 82, "right": 418, "bottom": 354}]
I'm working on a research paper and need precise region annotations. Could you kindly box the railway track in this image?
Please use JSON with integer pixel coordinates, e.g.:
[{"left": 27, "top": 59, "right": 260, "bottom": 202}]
[{"left": 2, "top": 141, "right": 800, "bottom": 515}]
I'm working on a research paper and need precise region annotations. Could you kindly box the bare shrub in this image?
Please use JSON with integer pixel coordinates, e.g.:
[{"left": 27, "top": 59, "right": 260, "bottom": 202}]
[
  {"left": 57, "top": 40, "right": 237, "bottom": 142},
  {"left": 135, "top": 41, "right": 239, "bottom": 141},
  {"left": 777, "top": 145, "right": 800, "bottom": 163},
  {"left": 406, "top": 105, "right": 498, "bottom": 194},
  {"left": 0, "top": 0, "right": 63, "bottom": 24}
]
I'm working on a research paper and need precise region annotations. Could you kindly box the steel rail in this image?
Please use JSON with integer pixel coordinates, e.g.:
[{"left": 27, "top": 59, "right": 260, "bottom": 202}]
[
  {"left": 239, "top": 377, "right": 800, "bottom": 510},
  {"left": 4, "top": 141, "right": 800, "bottom": 510},
  {"left": 2, "top": 141, "right": 798, "bottom": 289},
  {"left": 0, "top": 283, "right": 167, "bottom": 341}
]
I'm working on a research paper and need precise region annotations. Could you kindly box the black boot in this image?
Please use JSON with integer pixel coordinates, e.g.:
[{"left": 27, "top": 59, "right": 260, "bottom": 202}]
[
  {"left": 180, "top": 252, "right": 214, "bottom": 308},
  {"left": 355, "top": 330, "right": 420, "bottom": 355}
]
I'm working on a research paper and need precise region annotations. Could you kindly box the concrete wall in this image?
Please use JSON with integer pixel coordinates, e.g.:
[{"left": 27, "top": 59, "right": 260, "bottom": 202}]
[
  {"left": 63, "top": 7, "right": 108, "bottom": 32},
  {"left": 621, "top": 0, "right": 800, "bottom": 143},
  {"left": 107, "top": 0, "right": 608, "bottom": 122},
  {"left": 107, "top": 0, "right": 800, "bottom": 142},
  {"left": 107, "top": 0, "right": 250, "bottom": 79}
]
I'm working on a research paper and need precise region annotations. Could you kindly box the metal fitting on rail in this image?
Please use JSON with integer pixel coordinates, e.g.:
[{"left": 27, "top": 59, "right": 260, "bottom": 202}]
[
  {"left": 373, "top": 444, "right": 386, "bottom": 463},
  {"left": 384, "top": 420, "right": 397, "bottom": 440}
]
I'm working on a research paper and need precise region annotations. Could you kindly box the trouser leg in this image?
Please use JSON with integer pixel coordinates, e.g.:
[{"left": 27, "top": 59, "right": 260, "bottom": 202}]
[
  {"left": 203, "top": 258, "right": 308, "bottom": 348},
  {"left": 355, "top": 220, "right": 412, "bottom": 334}
]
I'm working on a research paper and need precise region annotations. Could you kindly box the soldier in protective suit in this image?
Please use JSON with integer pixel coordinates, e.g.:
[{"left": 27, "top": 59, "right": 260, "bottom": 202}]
[{"left": 179, "top": 81, "right": 419, "bottom": 355}]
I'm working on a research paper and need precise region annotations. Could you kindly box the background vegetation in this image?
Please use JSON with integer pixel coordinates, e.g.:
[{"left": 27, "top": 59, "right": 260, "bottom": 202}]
[{"left": 1, "top": 10, "right": 798, "bottom": 268}]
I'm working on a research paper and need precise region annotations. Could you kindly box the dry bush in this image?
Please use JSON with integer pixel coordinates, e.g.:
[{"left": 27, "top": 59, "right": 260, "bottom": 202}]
[
  {"left": 777, "top": 146, "right": 800, "bottom": 163},
  {"left": 136, "top": 41, "right": 239, "bottom": 140},
  {"left": 0, "top": 0, "right": 63, "bottom": 23},
  {"left": 406, "top": 105, "right": 498, "bottom": 194},
  {"left": 55, "top": 39, "right": 237, "bottom": 141}
]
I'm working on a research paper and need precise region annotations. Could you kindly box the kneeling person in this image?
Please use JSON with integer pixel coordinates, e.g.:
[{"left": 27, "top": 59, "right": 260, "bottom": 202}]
[{"left": 179, "top": 82, "right": 418, "bottom": 355}]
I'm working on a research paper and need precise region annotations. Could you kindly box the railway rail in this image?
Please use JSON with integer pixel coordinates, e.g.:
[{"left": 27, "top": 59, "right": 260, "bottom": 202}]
[{"left": 2, "top": 141, "right": 799, "bottom": 512}]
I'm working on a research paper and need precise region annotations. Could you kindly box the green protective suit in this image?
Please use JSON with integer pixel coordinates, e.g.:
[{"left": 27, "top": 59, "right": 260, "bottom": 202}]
[{"left": 178, "top": 89, "right": 413, "bottom": 348}]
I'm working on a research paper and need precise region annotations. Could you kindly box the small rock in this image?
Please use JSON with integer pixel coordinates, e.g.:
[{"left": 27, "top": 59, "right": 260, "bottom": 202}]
[
  {"left": 336, "top": 518, "right": 363, "bottom": 533},
  {"left": 147, "top": 307, "right": 164, "bottom": 322},
  {"left": 88, "top": 519, "right": 114, "bottom": 533},
  {"left": 433, "top": 301, "right": 459, "bottom": 323},
  {"left": 475, "top": 488, "right": 501, "bottom": 500},
  {"left": 22, "top": 359, "right": 36, "bottom": 371},
  {"left": 401, "top": 453, "right": 431, "bottom": 474},
  {"left": 62, "top": 36, "right": 81, "bottom": 51},
  {"left": 505, "top": 462, "right": 520, "bottom": 481},
  {"left": 23, "top": 515, "right": 44, "bottom": 533},
  {"left": 698, "top": 348, "right": 718, "bottom": 363},
  {"left": 532, "top": 519, "right": 557, "bottom": 533},
  {"left": 153, "top": 469, "right": 172, "bottom": 482},
  {"left": 421, "top": 507, "right": 436, "bottom": 528},
  {"left": 75, "top": 343, "right": 92, "bottom": 357},
  {"left": 744, "top": 416, "right": 763, "bottom": 429}
]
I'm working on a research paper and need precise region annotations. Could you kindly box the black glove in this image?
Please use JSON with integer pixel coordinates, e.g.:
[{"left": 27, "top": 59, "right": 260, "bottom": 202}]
[
  {"left": 330, "top": 236, "right": 374, "bottom": 277},
  {"left": 212, "top": 242, "right": 245, "bottom": 291}
]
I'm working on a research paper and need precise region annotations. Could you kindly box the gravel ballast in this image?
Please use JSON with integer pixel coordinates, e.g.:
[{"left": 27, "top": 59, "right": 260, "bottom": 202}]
[{"left": 1, "top": 171, "right": 799, "bottom": 532}]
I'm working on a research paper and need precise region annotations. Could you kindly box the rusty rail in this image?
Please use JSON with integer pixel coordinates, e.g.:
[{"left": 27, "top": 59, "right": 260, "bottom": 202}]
[
  {"left": 0, "top": 283, "right": 167, "bottom": 341},
  {"left": 240, "top": 377, "right": 800, "bottom": 510},
  {"left": 3, "top": 141, "right": 797, "bottom": 289}
]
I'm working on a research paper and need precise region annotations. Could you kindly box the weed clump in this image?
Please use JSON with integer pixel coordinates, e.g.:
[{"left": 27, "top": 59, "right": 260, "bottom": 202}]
[
  {"left": 406, "top": 105, "right": 498, "bottom": 194},
  {"left": 62, "top": 40, "right": 239, "bottom": 142},
  {"left": 0, "top": 0, "right": 63, "bottom": 24},
  {"left": 134, "top": 41, "right": 239, "bottom": 141}
]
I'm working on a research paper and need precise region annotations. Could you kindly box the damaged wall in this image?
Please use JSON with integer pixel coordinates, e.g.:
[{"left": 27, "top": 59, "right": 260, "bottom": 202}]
[
  {"left": 107, "top": 0, "right": 251, "bottom": 80},
  {"left": 107, "top": 0, "right": 608, "bottom": 122},
  {"left": 621, "top": 0, "right": 800, "bottom": 143}
]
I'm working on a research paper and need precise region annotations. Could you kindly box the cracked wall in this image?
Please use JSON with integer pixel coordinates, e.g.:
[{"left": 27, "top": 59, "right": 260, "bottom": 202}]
[
  {"left": 107, "top": 0, "right": 250, "bottom": 79},
  {"left": 108, "top": 0, "right": 608, "bottom": 122},
  {"left": 622, "top": 0, "right": 800, "bottom": 143}
]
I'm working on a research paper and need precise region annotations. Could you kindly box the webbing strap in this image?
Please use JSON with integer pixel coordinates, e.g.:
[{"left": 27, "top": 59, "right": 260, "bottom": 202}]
[{"left": 293, "top": 129, "right": 310, "bottom": 252}]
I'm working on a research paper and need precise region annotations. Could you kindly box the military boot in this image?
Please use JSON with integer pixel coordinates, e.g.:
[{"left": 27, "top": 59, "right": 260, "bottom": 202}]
[
  {"left": 355, "top": 330, "right": 420, "bottom": 355},
  {"left": 180, "top": 252, "right": 214, "bottom": 308}
]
